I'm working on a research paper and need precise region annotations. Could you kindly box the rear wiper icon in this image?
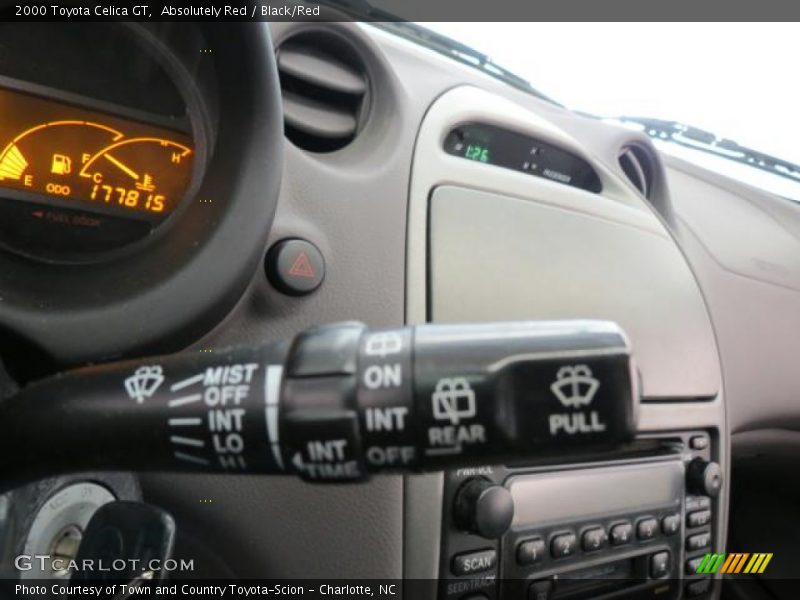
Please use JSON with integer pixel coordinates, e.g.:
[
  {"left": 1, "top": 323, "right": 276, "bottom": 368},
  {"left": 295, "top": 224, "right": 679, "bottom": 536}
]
[{"left": 432, "top": 377, "right": 476, "bottom": 425}]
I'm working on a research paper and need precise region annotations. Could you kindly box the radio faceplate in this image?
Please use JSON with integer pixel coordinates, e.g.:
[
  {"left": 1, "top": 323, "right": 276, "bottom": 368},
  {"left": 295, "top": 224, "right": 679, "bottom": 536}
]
[{"left": 439, "top": 431, "right": 717, "bottom": 600}]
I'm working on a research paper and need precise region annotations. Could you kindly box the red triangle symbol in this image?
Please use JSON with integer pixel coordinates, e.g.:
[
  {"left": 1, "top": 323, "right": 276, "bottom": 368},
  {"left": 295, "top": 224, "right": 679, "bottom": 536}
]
[{"left": 288, "top": 251, "right": 316, "bottom": 278}]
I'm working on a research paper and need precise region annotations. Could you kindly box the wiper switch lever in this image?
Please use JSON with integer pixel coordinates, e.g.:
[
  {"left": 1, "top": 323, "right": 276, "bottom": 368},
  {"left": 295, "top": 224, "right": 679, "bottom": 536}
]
[{"left": 0, "top": 321, "right": 639, "bottom": 485}]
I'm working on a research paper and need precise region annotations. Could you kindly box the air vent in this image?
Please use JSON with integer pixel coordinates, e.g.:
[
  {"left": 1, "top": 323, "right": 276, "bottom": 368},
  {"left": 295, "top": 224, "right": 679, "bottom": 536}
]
[
  {"left": 618, "top": 145, "right": 654, "bottom": 199},
  {"left": 277, "top": 31, "right": 370, "bottom": 153}
]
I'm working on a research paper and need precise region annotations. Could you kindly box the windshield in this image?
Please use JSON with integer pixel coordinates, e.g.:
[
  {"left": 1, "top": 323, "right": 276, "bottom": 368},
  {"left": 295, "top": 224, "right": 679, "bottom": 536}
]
[{"left": 414, "top": 22, "right": 800, "bottom": 201}]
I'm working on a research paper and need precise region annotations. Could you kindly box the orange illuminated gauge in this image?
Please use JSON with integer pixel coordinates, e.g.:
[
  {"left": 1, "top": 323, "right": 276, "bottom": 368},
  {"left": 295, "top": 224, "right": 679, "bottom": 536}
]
[
  {"left": 0, "top": 87, "right": 194, "bottom": 224},
  {"left": 79, "top": 138, "right": 193, "bottom": 215},
  {"left": 0, "top": 120, "right": 123, "bottom": 196}
]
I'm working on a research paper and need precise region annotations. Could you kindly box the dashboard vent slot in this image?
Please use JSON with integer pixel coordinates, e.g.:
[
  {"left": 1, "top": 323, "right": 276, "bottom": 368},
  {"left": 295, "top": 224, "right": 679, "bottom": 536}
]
[
  {"left": 277, "top": 32, "right": 370, "bottom": 152},
  {"left": 618, "top": 145, "right": 654, "bottom": 199}
]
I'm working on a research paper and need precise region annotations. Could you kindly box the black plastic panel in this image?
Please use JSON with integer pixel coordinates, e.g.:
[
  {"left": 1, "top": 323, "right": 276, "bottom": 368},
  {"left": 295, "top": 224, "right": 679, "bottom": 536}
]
[
  {"left": 444, "top": 122, "right": 602, "bottom": 193},
  {"left": 439, "top": 431, "right": 718, "bottom": 600},
  {"left": 0, "top": 23, "right": 284, "bottom": 368}
]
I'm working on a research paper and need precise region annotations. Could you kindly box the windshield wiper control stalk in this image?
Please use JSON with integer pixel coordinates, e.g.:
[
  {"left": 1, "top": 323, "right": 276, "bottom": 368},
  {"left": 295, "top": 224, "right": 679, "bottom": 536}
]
[{"left": 0, "top": 321, "right": 639, "bottom": 486}]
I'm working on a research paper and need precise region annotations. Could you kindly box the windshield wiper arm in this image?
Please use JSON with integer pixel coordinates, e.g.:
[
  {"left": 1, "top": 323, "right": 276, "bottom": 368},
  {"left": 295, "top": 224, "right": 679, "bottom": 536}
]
[{"left": 620, "top": 116, "right": 800, "bottom": 186}]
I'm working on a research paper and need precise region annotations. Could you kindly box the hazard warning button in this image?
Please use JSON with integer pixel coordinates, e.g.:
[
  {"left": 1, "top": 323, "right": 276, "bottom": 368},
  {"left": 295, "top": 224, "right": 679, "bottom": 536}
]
[{"left": 266, "top": 238, "right": 325, "bottom": 296}]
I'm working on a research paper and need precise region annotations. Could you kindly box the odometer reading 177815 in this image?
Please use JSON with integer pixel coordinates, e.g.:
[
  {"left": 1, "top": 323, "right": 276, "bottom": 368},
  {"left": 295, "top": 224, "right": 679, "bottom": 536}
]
[{"left": 0, "top": 87, "right": 193, "bottom": 220}]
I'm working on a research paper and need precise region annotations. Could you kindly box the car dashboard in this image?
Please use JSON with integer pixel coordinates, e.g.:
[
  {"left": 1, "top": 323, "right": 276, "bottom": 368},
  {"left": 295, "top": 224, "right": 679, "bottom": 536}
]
[{"left": 0, "top": 18, "right": 798, "bottom": 600}]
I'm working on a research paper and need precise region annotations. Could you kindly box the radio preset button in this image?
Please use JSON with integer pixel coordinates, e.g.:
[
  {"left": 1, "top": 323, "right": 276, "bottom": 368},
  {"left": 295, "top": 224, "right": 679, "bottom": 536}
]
[
  {"left": 517, "top": 538, "right": 546, "bottom": 565},
  {"left": 609, "top": 522, "right": 633, "bottom": 546},
  {"left": 650, "top": 551, "right": 671, "bottom": 578},
  {"left": 636, "top": 518, "right": 658, "bottom": 541},
  {"left": 686, "top": 532, "right": 711, "bottom": 552},
  {"left": 661, "top": 513, "right": 681, "bottom": 536},
  {"left": 581, "top": 527, "right": 608, "bottom": 552},
  {"left": 551, "top": 533, "right": 577, "bottom": 558},
  {"left": 451, "top": 548, "right": 497, "bottom": 576},
  {"left": 687, "top": 509, "right": 712, "bottom": 528}
]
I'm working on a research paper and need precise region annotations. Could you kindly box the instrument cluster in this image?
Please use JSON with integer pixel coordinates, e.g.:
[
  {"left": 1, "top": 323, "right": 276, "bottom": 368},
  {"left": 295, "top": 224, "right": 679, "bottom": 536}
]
[{"left": 0, "top": 22, "right": 208, "bottom": 261}]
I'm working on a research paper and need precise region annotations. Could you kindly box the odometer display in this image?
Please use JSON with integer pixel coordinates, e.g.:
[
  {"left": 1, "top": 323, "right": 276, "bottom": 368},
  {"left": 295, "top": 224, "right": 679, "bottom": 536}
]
[{"left": 0, "top": 87, "right": 193, "bottom": 220}]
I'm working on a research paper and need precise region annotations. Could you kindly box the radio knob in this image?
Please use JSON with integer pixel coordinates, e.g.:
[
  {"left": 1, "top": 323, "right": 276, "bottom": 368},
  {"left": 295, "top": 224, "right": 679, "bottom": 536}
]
[
  {"left": 686, "top": 459, "right": 723, "bottom": 497},
  {"left": 453, "top": 478, "right": 515, "bottom": 539}
]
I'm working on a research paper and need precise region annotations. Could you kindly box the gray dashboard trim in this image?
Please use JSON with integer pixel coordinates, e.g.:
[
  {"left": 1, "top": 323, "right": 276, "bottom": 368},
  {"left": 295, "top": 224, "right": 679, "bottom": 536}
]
[{"left": 133, "top": 22, "right": 734, "bottom": 588}]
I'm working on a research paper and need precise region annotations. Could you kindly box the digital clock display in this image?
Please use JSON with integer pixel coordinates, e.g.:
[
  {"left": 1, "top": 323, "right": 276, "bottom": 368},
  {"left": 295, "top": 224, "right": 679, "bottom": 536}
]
[
  {"left": 464, "top": 144, "right": 490, "bottom": 163},
  {"left": 444, "top": 122, "right": 603, "bottom": 193}
]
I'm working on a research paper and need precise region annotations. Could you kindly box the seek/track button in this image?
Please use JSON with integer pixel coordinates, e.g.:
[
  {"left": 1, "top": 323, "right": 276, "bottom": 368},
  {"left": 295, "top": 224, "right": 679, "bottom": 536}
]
[{"left": 452, "top": 549, "right": 497, "bottom": 576}]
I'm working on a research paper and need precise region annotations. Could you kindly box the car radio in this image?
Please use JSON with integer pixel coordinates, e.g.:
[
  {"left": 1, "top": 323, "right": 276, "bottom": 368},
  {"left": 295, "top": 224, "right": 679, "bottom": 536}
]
[{"left": 439, "top": 431, "right": 722, "bottom": 600}]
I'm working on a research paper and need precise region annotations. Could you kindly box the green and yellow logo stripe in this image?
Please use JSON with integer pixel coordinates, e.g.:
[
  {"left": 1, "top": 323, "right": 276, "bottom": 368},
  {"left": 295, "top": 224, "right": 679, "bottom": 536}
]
[{"left": 695, "top": 552, "right": 772, "bottom": 574}]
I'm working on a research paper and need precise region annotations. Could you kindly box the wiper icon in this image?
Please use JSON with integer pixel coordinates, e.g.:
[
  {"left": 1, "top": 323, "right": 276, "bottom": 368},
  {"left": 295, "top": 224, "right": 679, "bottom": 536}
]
[
  {"left": 550, "top": 365, "right": 600, "bottom": 409},
  {"left": 124, "top": 365, "right": 165, "bottom": 404},
  {"left": 432, "top": 378, "right": 477, "bottom": 425}
]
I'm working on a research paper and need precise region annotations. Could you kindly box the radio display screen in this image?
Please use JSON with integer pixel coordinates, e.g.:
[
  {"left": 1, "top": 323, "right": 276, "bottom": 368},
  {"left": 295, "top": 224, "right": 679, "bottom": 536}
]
[{"left": 508, "top": 461, "right": 683, "bottom": 527}]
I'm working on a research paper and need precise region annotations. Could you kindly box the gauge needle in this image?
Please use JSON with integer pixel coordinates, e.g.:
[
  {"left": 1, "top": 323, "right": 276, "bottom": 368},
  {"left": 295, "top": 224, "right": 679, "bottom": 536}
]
[{"left": 104, "top": 153, "right": 139, "bottom": 181}]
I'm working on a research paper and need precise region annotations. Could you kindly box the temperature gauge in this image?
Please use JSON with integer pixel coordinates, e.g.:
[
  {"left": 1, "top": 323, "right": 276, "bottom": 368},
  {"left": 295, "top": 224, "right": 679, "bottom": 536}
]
[{"left": 80, "top": 138, "right": 192, "bottom": 215}]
